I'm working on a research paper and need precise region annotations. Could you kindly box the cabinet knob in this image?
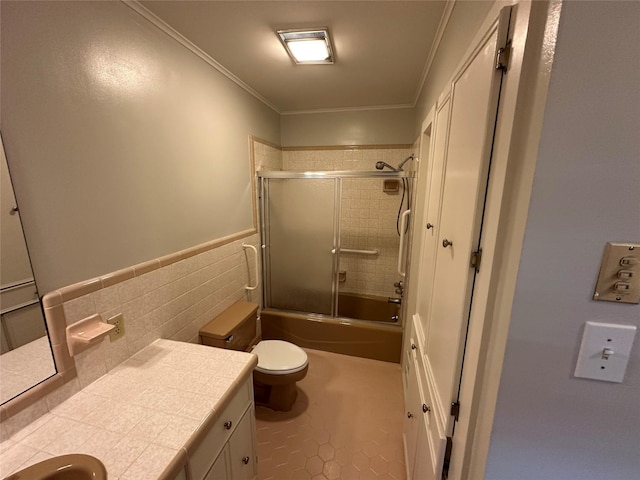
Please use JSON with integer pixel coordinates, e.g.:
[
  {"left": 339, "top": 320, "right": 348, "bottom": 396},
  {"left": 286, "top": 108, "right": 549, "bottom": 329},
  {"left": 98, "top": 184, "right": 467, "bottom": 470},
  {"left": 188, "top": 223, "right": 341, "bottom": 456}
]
[
  {"left": 242, "top": 456, "right": 250, "bottom": 465},
  {"left": 442, "top": 238, "right": 453, "bottom": 248},
  {"left": 426, "top": 222, "right": 433, "bottom": 230},
  {"left": 411, "top": 344, "right": 417, "bottom": 350},
  {"left": 224, "top": 420, "right": 233, "bottom": 430},
  {"left": 423, "top": 404, "right": 431, "bottom": 413},
  {"left": 407, "top": 412, "right": 413, "bottom": 419}
]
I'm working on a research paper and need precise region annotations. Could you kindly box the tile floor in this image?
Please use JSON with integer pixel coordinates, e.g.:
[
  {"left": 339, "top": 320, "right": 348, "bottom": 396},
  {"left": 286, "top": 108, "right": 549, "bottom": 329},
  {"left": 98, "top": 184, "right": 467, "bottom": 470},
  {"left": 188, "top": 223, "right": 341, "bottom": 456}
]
[{"left": 255, "top": 348, "right": 407, "bottom": 480}]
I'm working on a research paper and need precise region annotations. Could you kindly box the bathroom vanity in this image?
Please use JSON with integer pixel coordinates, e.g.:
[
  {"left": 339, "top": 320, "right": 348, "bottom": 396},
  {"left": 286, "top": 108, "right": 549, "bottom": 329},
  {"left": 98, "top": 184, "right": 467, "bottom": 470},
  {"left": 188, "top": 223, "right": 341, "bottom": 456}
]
[{"left": 1, "top": 340, "right": 258, "bottom": 480}]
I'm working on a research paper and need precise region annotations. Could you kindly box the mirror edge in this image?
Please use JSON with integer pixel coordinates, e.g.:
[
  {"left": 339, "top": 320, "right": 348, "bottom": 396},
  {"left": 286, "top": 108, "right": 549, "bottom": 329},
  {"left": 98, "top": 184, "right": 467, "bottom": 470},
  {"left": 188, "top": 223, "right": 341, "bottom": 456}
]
[{"left": 0, "top": 291, "right": 78, "bottom": 422}]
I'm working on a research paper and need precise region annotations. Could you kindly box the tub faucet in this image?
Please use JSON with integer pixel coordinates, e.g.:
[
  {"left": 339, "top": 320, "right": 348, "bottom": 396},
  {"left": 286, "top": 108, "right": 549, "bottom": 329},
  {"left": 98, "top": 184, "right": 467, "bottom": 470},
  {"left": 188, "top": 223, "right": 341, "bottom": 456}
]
[{"left": 388, "top": 297, "right": 402, "bottom": 305}]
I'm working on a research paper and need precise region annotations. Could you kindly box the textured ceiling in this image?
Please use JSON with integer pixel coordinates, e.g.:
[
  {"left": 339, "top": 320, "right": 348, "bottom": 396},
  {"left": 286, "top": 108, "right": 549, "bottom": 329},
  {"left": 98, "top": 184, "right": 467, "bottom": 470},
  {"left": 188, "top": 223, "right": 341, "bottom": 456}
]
[{"left": 140, "top": 1, "right": 447, "bottom": 113}]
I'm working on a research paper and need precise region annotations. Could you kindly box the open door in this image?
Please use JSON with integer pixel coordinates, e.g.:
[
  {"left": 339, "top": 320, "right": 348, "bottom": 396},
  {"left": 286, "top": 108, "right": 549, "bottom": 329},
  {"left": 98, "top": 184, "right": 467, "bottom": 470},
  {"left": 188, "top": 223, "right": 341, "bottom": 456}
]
[{"left": 406, "top": 7, "right": 512, "bottom": 479}]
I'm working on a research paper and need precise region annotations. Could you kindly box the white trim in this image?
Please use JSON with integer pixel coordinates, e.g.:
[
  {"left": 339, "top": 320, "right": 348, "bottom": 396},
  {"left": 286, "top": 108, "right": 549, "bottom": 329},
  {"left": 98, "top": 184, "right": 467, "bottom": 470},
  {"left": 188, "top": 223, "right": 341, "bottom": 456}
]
[
  {"left": 122, "top": 1, "right": 280, "bottom": 114},
  {"left": 408, "top": 1, "right": 562, "bottom": 478},
  {"left": 413, "top": 0, "right": 456, "bottom": 105},
  {"left": 463, "top": 2, "right": 563, "bottom": 477},
  {"left": 280, "top": 104, "right": 414, "bottom": 116}
]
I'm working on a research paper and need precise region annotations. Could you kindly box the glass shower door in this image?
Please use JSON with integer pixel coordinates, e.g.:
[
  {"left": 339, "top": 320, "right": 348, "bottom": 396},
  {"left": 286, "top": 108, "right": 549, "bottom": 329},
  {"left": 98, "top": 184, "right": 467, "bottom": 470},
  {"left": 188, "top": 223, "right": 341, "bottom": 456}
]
[{"left": 263, "top": 178, "right": 337, "bottom": 315}]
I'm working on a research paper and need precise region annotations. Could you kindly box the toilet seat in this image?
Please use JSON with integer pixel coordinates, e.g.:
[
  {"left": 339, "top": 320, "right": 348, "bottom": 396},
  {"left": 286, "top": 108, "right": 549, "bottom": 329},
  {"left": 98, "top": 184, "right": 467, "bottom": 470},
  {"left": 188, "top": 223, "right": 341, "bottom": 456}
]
[{"left": 252, "top": 340, "right": 308, "bottom": 375}]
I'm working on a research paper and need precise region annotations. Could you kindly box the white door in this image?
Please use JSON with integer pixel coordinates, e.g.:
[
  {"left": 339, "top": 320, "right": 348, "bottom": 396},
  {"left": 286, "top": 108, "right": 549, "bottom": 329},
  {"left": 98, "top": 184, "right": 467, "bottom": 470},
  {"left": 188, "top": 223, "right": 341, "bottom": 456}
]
[
  {"left": 415, "top": 93, "right": 452, "bottom": 345},
  {"left": 410, "top": 8, "right": 511, "bottom": 478}
]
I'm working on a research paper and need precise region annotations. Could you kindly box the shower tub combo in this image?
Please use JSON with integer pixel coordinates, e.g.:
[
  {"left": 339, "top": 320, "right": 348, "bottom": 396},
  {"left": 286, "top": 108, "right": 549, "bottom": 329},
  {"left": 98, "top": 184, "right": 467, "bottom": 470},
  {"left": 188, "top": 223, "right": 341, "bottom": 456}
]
[{"left": 258, "top": 167, "right": 414, "bottom": 363}]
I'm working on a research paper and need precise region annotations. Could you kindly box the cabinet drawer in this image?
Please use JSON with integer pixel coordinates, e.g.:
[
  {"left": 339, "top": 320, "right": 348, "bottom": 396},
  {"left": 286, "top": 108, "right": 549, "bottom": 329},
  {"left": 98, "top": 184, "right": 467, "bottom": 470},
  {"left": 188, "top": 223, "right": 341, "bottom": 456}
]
[{"left": 189, "top": 379, "right": 252, "bottom": 480}]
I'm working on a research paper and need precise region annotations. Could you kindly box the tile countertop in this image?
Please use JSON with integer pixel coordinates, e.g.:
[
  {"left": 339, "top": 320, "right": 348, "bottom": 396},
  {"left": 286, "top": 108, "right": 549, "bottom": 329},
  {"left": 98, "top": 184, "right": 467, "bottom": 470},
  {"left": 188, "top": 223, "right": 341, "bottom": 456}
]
[{"left": 0, "top": 339, "right": 258, "bottom": 480}]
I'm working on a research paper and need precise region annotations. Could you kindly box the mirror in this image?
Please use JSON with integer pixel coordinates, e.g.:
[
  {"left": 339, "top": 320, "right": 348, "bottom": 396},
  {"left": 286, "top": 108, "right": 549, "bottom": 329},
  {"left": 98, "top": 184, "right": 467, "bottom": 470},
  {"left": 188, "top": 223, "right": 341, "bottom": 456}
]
[{"left": 0, "top": 135, "right": 56, "bottom": 404}]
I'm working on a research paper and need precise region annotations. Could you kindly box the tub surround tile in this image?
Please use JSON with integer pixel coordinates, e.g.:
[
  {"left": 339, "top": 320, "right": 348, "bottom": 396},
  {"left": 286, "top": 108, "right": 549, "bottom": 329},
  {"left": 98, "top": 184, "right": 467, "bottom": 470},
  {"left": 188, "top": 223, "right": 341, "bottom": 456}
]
[{"left": 2, "top": 340, "right": 257, "bottom": 479}]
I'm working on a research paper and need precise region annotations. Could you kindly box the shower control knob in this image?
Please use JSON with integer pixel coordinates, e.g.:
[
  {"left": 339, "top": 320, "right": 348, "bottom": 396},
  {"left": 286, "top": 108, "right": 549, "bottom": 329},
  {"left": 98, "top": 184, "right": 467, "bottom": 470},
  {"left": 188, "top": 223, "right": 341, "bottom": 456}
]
[
  {"left": 442, "top": 238, "right": 453, "bottom": 248},
  {"left": 224, "top": 420, "right": 233, "bottom": 430},
  {"left": 426, "top": 222, "right": 434, "bottom": 230}
]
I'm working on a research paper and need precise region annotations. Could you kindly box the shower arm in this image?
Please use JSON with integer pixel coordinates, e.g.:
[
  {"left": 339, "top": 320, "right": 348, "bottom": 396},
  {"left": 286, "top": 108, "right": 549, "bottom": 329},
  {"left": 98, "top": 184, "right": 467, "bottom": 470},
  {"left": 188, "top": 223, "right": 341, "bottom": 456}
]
[{"left": 397, "top": 154, "right": 415, "bottom": 171}]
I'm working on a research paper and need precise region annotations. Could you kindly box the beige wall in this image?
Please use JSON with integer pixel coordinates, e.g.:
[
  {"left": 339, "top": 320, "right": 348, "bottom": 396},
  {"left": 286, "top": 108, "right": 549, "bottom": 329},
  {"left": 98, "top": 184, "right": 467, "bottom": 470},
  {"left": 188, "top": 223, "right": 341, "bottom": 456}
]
[
  {"left": 280, "top": 108, "right": 415, "bottom": 147},
  {"left": 414, "top": 0, "right": 496, "bottom": 134},
  {"left": 0, "top": 1, "right": 280, "bottom": 294}
]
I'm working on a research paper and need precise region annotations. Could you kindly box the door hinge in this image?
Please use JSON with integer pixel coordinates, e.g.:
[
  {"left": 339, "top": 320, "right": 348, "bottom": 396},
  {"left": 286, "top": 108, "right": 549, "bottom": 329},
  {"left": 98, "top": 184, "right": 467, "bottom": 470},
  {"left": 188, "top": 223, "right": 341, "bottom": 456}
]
[
  {"left": 470, "top": 249, "right": 482, "bottom": 272},
  {"left": 450, "top": 401, "right": 460, "bottom": 421},
  {"left": 495, "top": 43, "right": 512, "bottom": 71},
  {"left": 442, "top": 436, "right": 453, "bottom": 480}
]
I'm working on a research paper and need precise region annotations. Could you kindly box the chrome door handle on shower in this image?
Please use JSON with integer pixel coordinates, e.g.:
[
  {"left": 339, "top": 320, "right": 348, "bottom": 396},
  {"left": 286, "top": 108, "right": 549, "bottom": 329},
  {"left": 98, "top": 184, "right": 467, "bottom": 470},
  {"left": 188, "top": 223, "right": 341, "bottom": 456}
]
[
  {"left": 442, "top": 238, "right": 453, "bottom": 248},
  {"left": 398, "top": 209, "right": 411, "bottom": 277}
]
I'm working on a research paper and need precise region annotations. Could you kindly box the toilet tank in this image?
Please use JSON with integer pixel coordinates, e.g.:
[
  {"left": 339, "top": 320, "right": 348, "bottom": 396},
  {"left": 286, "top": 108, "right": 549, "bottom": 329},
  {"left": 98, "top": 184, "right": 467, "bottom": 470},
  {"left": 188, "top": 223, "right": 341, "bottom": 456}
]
[{"left": 199, "top": 301, "right": 259, "bottom": 351}]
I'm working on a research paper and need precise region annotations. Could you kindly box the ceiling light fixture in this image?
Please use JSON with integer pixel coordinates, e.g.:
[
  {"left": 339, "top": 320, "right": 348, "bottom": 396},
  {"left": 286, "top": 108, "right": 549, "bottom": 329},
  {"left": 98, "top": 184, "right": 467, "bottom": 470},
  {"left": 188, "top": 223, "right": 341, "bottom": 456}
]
[{"left": 277, "top": 28, "right": 334, "bottom": 65}]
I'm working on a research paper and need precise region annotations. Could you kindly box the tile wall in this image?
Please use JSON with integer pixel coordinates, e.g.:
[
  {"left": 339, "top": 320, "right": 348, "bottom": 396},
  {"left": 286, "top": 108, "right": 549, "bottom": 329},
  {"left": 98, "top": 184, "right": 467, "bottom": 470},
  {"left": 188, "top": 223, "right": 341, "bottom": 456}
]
[
  {"left": 1, "top": 232, "right": 260, "bottom": 435},
  {"left": 63, "top": 234, "right": 261, "bottom": 389},
  {"left": 253, "top": 140, "right": 283, "bottom": 172}
]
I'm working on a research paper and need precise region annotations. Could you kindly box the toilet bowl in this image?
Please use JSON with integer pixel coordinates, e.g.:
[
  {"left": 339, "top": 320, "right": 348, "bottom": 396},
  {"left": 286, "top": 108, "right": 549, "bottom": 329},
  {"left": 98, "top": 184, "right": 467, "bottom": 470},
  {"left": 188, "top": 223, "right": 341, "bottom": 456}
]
[
  {"left": 199, "top": 301, "right": 308, "bottom": 412},
  {"left": 252, "top": 340, "right": 308, "bottom": 411}
]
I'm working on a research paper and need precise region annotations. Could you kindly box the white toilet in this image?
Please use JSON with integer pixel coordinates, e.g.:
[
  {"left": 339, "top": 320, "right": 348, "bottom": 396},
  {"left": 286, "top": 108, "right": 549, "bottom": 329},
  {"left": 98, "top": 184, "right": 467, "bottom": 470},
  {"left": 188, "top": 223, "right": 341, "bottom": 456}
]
[{"left": 199, "top": 301, "right": 308, "bottom": 411}]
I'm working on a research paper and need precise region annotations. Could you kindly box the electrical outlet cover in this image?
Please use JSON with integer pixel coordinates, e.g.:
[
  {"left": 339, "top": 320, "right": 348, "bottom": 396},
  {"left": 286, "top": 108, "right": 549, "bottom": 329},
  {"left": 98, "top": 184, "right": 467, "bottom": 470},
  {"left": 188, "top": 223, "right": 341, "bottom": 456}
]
[{"left": 107, "top": 313, "right": 125, "bottom": 341}]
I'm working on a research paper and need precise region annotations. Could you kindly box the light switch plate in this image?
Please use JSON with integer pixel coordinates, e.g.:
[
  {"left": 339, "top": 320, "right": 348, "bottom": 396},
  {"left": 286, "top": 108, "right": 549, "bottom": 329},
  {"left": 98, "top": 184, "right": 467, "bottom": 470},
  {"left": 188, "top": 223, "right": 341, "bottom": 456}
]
[
  {"left": 575, "top": 321, "right": 636, "bottom": 383},
  {"left": 593, "top": 242, "right": 640, "bottom": 304}
]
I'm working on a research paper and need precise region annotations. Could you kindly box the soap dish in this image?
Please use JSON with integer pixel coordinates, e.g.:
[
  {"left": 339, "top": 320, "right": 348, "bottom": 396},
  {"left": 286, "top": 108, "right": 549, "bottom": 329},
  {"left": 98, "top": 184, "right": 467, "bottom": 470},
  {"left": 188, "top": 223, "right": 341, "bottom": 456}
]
[{"left": 66, "top": 314, "right": 115, "bottom": 356}]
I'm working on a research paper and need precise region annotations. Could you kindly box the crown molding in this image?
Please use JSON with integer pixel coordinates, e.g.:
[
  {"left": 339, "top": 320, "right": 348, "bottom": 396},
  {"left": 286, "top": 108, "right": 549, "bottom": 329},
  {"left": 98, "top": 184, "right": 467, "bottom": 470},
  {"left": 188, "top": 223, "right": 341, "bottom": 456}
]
[
  {"left": 122, "top": 1, "right": 280, "bottom": 114},
  {"left": 280, "top": 104, "right": 414, "bottom": 116},
  {"left": 413, "top": 0, "right": 456, "bottom": 105},
  {"left": 122, "top": 0, "right": 454, "bottom": 117}
]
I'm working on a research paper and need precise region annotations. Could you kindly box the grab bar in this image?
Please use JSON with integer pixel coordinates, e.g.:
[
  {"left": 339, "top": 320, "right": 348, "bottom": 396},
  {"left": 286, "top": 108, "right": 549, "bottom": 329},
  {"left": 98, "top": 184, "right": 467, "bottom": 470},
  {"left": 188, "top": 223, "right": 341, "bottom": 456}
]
[
  {"left": 242, "top": 244, "right": 259, "bottom": 291},
  {"left": 340, "top": 248, "right": 379, "bottom": 255},
  {"left": 398, "top": 209, "right": 411, "bottom": 277}
]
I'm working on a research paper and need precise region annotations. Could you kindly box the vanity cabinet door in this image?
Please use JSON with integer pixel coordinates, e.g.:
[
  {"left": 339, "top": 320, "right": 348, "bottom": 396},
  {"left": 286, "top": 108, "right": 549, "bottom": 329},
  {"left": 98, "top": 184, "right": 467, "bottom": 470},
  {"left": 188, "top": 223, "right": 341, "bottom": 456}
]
[
  {"left": 228, "top": 407, "right": 257, "bottom": 480},
  {"left": 190, "top": 380, "right": 252, "bottom": 480},
  {"left": 204, "top": 445, "right": 231, "bottom": 480}
]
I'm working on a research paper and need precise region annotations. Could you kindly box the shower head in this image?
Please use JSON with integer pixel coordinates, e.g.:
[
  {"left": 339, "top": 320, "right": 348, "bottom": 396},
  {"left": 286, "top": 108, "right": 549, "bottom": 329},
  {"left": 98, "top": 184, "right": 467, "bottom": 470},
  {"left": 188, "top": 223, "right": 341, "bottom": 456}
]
[
  {"left": 397, "top": 154, "right": 415, "bottom": 171},
  {"left": 375, "top": 161, "right": 397, "bottom": 171}
]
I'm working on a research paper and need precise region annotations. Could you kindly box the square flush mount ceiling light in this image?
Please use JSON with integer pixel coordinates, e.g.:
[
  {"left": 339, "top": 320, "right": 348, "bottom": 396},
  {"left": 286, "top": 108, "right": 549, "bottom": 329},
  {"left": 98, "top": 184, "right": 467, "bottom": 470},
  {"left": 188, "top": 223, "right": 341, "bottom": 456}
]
[{"left": 277, "top": 28, "right": 334, "bottom": 64}]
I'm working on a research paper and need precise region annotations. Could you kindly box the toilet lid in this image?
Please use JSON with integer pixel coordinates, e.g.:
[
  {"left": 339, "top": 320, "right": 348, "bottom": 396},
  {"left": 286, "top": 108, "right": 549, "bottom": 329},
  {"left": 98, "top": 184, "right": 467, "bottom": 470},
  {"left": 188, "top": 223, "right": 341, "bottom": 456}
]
[{"left": 253, "top": 340, "right": 308, "bottom": 375}]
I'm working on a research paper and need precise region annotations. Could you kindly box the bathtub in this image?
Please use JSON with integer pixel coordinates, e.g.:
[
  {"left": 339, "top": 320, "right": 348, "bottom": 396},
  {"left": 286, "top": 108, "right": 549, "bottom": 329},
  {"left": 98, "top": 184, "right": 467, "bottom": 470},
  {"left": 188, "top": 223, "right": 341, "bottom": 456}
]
[
  {"left": 337, "top": 292, "right": 400, "bottom": 323},
  {"left": 260, "top": 306, "right": 402, "bottom": 363}
]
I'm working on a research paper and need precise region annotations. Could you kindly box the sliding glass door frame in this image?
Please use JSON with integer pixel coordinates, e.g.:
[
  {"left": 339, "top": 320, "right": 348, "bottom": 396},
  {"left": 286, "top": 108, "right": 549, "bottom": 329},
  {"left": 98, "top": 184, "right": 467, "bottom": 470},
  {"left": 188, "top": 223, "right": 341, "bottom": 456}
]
[{"left": 259, "top": 170, "right": 414, "bottom": 318}]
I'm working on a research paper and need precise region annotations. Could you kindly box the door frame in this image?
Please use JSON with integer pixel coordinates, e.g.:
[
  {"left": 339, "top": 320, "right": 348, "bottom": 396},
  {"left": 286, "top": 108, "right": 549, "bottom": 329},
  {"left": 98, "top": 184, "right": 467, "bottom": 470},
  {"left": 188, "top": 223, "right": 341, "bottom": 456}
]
[{"left": 411, "top": 1, "right": 563, "bottom": 478}]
